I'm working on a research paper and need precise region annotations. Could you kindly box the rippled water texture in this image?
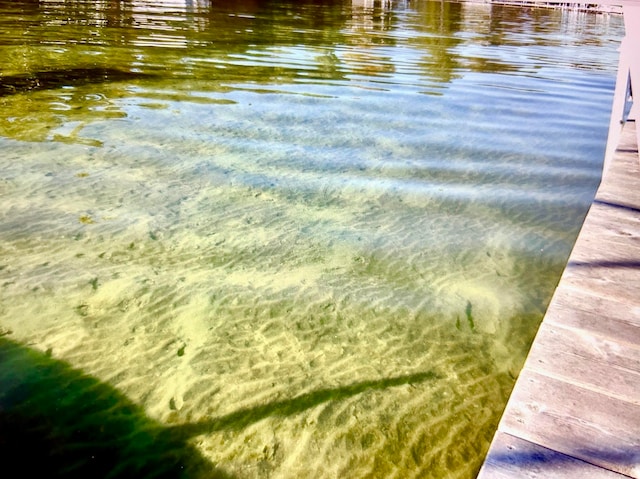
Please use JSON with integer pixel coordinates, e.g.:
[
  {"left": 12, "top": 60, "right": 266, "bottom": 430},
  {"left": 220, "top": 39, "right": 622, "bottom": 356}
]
[{"left": 0, "top": 1, "right": 624, "bottom": 478}]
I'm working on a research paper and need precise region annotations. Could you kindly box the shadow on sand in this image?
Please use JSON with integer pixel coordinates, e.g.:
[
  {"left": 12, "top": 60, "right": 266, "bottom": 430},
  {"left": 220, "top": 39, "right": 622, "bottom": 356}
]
[
  {"left": 0, "top": 337, "right": 232, "bottom": 479},
  {"left": 0, "top": 336, "right": 440, "bottom": 478}
]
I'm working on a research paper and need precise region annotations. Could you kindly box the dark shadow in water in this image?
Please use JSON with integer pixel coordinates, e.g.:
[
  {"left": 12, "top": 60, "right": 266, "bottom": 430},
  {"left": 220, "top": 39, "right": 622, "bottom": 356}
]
[
  {"left": 169, "top": 370, "right": 440, "bottom": 438},
  {"left": 0, "top": 337, "right": 232, "bottom": 479},
  {"left": 0, "top": 68, "right": 154, "bottom": 97},
  {"left": 0, "top": 336, "right": 440, "bottom": 478}
]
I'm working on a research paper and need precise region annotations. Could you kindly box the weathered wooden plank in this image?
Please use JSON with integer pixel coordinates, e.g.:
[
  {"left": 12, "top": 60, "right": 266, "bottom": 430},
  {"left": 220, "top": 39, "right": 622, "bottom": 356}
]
[
  {"left": 478, "top": 432, "right": 631, "bottom": 479},
  {"left": 499, "top": 370, "right": 640, "bottom": 478},
  {"left": 602, "top": 122, "right": 640, "bottom": 198},
  {"left": 597, "top": 174, "right": 640, "bottom": 200},
  {"left": 560, "top": 261, "right": 640, "bottom": 304},
  {"left": 573, "top": 202, "right": 640, "bottom": 250},
  {"left": 597, "top": 175, "right": 640, "bottom": 208},
  {"left": 602, "top": 147, "right": 640, "bottom": 180},
  {"left": 594, "top": 184, "right": 640, "bottom": 207},
  {"left": 524, "top": 321, "right": 640, "bottom": 403},
  {"left": 567, "top": 224, "right": 640, "bottom": 265},
  {"left": 545, "top": 287, "right": 640, "bottom": 343},
  {"left": 614, "top": 119, "right": 639, "bottom": 152}
]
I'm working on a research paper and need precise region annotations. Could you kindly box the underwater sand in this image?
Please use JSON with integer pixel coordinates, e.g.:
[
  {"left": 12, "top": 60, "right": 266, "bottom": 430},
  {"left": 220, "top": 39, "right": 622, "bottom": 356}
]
[{"left": 0, "top": 1, "right": 624, "bottom": 478}]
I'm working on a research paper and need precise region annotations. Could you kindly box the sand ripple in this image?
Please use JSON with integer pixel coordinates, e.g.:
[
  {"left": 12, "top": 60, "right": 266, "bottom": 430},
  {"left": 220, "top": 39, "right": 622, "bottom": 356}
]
[{"left": 0, "top": 4, "right": 621, "bottom": 475}]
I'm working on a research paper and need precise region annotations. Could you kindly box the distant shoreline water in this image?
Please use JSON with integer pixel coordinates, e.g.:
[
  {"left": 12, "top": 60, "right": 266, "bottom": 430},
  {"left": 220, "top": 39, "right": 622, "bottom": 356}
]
[{"left": 454, "top": 0, "right": 624, "bottom": 13}]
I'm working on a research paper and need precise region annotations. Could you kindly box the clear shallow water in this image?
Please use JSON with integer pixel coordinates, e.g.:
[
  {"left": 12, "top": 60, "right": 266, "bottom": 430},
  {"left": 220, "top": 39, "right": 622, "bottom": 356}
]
[{"left": 0, "top": 1, "right": 624, "bottom": 478}]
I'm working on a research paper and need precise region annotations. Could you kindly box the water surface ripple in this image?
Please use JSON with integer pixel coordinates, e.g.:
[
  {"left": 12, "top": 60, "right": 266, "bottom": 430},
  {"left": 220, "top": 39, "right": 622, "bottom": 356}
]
[{"left": 0, "top": 1, "right": 624, "bottom": 478}]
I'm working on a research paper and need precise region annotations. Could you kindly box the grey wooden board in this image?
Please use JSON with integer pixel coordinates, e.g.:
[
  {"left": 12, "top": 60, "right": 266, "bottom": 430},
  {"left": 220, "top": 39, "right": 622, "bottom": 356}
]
[
  {"left": 477, "top": 120, "right": 640, "bottom": 479},
  {"left": 525, "top": 322, "right": 640, "bottom": 403},
  {"left": 561, "top": 269, "right": 639, "bottom": 305},
  {"left": 477, "top": 432, "right": 631, "bottom": 479},
  {"left": 569, "top": 203, "right": 640, "bottom": 253},
  {"left": 546, "top": 288, "right": 640, "bottom": 342},
  {"left": 571, "top": 203, "right": 640, "bottom": 252},
  {"left": 499, "top": 370, "right": 640, "bottom": 478}
]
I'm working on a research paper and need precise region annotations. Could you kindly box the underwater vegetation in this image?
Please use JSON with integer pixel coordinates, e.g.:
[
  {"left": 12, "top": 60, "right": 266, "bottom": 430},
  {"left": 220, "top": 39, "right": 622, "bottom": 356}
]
[
  {"left": 455, "top": 300, "right": 476, "bottom": 331},
  {"left": 465, "top": 301, "right": 475, "bottom": 331}
]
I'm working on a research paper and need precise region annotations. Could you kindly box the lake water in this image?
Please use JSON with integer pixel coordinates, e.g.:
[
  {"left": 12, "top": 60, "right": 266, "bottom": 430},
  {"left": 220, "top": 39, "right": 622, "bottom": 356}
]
[{"left": 0, "top": 1, "right": 624, "bottom": 478}]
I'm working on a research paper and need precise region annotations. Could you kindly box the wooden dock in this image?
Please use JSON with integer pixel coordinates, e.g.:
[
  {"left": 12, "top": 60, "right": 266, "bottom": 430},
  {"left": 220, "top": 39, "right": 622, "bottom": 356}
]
[
  {"left": 477, "top": 3, "right": 640, "bottom": 477},
  {"left": 476, "top": 119, "right": 640, "bottom": 478}
]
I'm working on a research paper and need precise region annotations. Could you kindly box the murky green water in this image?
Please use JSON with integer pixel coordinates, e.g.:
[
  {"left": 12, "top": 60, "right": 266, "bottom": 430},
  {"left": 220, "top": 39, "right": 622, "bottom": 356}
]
[{"left": 0, "top": 1, "right": 624, "bottom": 478}]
